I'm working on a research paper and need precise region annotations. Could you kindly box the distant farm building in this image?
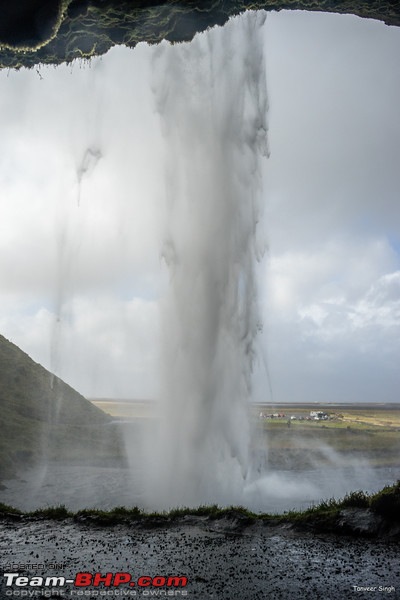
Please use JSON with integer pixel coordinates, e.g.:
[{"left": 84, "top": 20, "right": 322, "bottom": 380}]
[{"left": 310, "top": 411, "right": 328, "bottom": 421}]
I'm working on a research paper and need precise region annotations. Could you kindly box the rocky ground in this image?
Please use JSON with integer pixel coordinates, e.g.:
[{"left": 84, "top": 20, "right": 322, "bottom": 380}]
[{"left": 0, "top": 514, "right": 399, "bottom": 600}]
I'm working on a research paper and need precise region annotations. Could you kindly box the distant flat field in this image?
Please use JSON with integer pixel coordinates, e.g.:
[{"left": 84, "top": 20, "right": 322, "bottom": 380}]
[
  {"left": 250, "top": 403, "right": 400, "bottom": 470},
  {"left": 90, "top": 399, "right": 400, "bottom": 428},
  {"left": 252, "top": 403, "right": 400, "bottom": 428},
  {"left": 90, "top": 399, "right": 156, "bottom": 419},
  {"left": 90, "top": 400, "right": 400, "bottom": 469}
]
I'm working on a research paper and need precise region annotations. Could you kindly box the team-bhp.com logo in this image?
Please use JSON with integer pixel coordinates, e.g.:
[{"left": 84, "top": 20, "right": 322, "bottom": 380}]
[{"left": 3, "top": 572, "right": 188, "bottom": 596}]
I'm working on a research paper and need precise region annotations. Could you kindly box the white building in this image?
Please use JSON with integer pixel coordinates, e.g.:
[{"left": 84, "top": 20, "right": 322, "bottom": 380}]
[{"left": 310, "top": 410, "right": 328, "bottom": 421}]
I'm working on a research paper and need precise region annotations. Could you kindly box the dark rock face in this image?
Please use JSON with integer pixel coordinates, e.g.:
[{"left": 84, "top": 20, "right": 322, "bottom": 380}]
[
  {"left": 337, "top": 508, "right": 386, "bottom": 536},
  {"left": 0, "top": 0, "right": 67, "bottom": 52},
  {"left": 0, "top": 0, "right": 399, "bottom": 70}
]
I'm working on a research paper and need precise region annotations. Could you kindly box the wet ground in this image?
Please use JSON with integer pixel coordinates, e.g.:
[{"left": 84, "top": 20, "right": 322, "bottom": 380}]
[{"left": 0, "top": 516, "right": 399, "bottom": 600}]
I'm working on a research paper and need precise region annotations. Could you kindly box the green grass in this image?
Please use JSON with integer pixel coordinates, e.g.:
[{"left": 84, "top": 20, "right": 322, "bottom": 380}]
[
  {"left": 260, "top": 419, "right": 398, "bottom": 432},
  {"left": 70, "top": 504, "right": 256, "bottom": 526},
  {"left": 0, "top": 502, "right": 22, "bottom": 516},
  {"left": 1, "top": 482, "right": 398, "bottom": 530},
  {"left": 30, "top": 505, "right": 71, "bottom": 520},
  {"left": 282, "top": 490, "right": 370, "bottom": 523},
  {"left": 370, "top": 482, "right": 400, "bottom": 521}
]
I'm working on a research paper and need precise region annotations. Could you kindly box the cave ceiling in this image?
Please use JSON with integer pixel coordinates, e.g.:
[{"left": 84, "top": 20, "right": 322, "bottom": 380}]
[{"left": 0, "top": 0, "right": 399, "bottom": 70}]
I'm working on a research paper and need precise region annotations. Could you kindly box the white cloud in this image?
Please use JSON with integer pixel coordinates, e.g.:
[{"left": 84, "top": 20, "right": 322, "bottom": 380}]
[
  {"left": 0, "top": 12, "right": 399, "bottom": 404},
  {"left": 0, "top": 43, "right": 165, "bottom": 398},
  {"left": 264, "top": 11, "right": 400, "bottom": 253},
  {"left": 0, "top": 293, "right": 159, "bottom": 398},
  {"left": 261, "top": 237, "right": 400, "bottom": 403}
]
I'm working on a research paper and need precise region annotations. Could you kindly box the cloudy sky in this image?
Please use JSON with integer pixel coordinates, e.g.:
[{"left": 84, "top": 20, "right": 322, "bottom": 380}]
[{"left": 0, "top": 9, "right": 399, "bottom": 403}]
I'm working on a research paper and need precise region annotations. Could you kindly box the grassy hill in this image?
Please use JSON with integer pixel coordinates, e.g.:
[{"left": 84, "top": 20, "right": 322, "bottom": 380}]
[{"left": 0, "top": 334, "right": 123, "bottom": 479}]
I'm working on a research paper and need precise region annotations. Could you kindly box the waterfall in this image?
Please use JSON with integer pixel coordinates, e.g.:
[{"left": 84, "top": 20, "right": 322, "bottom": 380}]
[{"left": 146, "top": 11, "right": 269, "bottom": 508}]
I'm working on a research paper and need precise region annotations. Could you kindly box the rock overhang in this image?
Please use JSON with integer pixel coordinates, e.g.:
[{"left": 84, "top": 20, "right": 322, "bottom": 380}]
[{"left": 0, "top": 0, "right": 399, "bottom": 70}]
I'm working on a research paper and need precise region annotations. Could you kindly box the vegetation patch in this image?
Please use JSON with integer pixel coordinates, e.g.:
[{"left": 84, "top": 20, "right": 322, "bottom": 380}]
[
  {"left": 0, "top": 502, "right": 22, "bottom": 516},
  {"left": 370, "top": 481, "right": 400, "bottom": 522},
  {"left": 29, "top": 505, "right": 72, "bottom": 520},
  {"left": 1, "top": 482, "right": 399, "bottom": 538},
  {"left": 70, "top": 504, "right": 256, "bottom": 526},
  {"left": 74, "top": 506, "right": 143, "bottom": 525},
  {"left": 283, "top": 489, "right": 371, "bottom": 521}
]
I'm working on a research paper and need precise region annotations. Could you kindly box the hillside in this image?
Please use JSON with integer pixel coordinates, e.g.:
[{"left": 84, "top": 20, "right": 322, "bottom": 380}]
[{"left": 0, "top": 334, "right": 123, "bottom": 479}]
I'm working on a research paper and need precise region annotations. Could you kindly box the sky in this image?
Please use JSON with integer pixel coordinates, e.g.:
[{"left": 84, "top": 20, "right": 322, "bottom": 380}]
[{"left": 0, "top": 9, "right": 399, "bottom": 403}]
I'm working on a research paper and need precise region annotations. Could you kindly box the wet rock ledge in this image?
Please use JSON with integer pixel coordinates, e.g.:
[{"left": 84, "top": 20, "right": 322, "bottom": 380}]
[{"left": 0, "top": 0, "right": 399, "bottom": 70}]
